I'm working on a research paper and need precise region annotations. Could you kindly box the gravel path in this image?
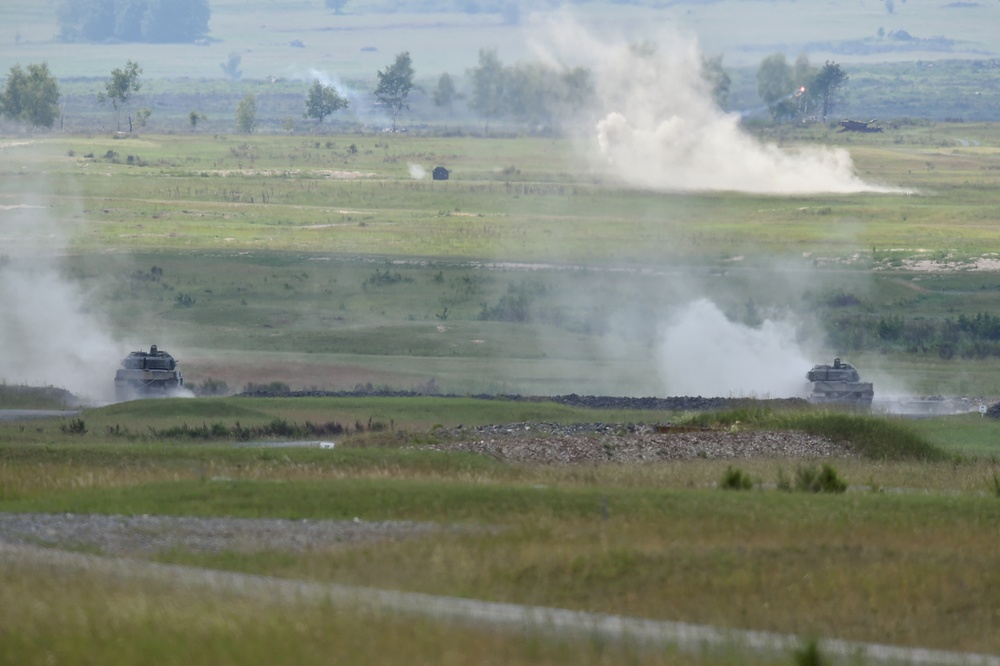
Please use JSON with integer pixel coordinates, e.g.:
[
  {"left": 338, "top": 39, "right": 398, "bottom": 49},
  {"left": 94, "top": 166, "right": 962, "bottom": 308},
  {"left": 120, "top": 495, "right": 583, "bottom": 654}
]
[{"left": 0, "top": 513, "right": 440, "bottom": 556}]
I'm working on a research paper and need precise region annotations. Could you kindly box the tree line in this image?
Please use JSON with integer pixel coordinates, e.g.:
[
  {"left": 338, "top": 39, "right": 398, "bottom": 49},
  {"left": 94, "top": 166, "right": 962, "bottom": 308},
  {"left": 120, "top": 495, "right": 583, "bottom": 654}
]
[
  {"left": 755, "top": 53, "right": 848, "bottom": 122},
  {"left": 1, "top": 47, "right": 847, "bottom": 133},
  {"left": 825, "top": 310, "right": 1000, "bottom": 360},
  {"left": 57, "top": 0, "right": 210, "bottom": 43}
]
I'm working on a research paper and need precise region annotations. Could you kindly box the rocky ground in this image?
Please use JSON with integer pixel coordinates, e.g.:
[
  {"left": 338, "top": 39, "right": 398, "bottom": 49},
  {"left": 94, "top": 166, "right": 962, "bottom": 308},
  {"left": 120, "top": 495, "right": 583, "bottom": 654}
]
[{"left": 427, "top": 422, "right": 852, "bottom": 464}]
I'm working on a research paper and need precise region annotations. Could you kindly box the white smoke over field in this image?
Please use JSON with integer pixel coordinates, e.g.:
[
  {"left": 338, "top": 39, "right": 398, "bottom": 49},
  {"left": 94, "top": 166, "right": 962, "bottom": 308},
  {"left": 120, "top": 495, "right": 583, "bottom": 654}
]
[
  {"left": 654, "top": 299, "right": 813, "bottom": 397},
  {"left": 531, "top": 17, "right": 895, "bottom": 194},
  {"left": 0, "top": 193, "right": 121, "bottom": 404}
]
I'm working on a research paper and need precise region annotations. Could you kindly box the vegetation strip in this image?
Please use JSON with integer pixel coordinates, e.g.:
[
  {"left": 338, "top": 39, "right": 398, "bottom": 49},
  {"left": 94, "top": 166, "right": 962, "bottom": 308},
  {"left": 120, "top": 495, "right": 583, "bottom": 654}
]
[{"left": 3, "top": 543, "right": 996, "bottom": 666}]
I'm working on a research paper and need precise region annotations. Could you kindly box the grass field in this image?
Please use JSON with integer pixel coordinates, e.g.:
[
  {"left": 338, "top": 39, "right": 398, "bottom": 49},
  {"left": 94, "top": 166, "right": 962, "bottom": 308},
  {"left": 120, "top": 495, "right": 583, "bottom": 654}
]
[
  {"left": 3, "top": 104, "right": 1000, "bottom": 662},
  {"left": 1, "top": 397, "right": 1000, "bottom": 663},
  {"left": 4, "top": 126, "right": 1000, "bottom": 398}
]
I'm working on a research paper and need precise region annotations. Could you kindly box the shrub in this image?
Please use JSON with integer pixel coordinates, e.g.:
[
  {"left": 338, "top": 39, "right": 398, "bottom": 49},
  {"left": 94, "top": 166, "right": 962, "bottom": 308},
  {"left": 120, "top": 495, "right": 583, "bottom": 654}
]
[
  {"left": 243, "top": 381, "right": 291, "bottom": 395},
  {"left": 193, "top": 378, "right": 229, "bottom": 396},
  {"left": 988, "top": 473, "right": 1000, "bottom": 498},
  {"left": 776, "top": 468, "right": 792, "bottom": 492},
  {"left": 60, "top": 418, "right": 87, "bottom": 435},
  {"left": 795, "top": 463, "right": 847, "bottom": 494},
  {"left": 793, "top": 639, "right": 829, "bottom": 666},
  {"left": 720, "top": 466, "right": 754, "bottom": 490}
]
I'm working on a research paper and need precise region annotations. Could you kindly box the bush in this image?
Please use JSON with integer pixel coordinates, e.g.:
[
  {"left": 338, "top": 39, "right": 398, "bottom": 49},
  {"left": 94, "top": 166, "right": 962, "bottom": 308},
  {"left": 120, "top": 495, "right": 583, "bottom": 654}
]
[
  {"left": 193, "top": 378, "right": 229, "bottom": 396},
  {"left": 720, "top": 466, "right": 754, "bottom": 490},
  {"left": 243, "top": 381, "right": 291, "bottom": 394},
  {"left": 793, "top": 639, "right": 830, "bottom": 666},
  {"left": 988, "top": 473, "right": 1000, "bottom": 498},
  {"left": 60, "top": 418, "right": 87, "bottom": 435},
  {"left": 795, "top": 463, "right": 847, "bottom": 494}
]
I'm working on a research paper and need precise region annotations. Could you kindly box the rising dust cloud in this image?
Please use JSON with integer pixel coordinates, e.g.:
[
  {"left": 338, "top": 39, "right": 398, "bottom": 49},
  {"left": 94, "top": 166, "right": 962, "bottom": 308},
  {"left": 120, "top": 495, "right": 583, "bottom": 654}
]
[
  {"left": 0, "top": 192, "right": 122, "bottom": 405},
  {"left": 524, "top": 16, "right": 900, "bottom": 398},
  {"left": 534, "top": 16, "right": 894, "bottom": 195},
  {"left": 654, "top": 299, "right": 812, "bottom": 397}
]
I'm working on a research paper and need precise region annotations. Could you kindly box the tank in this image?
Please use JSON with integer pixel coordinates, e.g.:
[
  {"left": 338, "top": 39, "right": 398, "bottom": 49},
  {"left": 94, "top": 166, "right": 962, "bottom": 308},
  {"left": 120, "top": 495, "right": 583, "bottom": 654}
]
[
  {"left": 806, "top": 358, "right": 873, "bottom": 407},
  {"left": 114, "top": 345, "right": 184, "bottom": 401}
]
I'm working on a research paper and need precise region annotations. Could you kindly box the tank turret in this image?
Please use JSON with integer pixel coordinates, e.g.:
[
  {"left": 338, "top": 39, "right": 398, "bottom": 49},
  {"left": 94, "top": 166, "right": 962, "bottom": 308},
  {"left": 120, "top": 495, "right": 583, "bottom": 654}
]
[
  {"left": 114, "top": 345, "right": 184, "bottom": 401},
  {"left": 806, "top": 358, "right": 873, "bottom": 407}
]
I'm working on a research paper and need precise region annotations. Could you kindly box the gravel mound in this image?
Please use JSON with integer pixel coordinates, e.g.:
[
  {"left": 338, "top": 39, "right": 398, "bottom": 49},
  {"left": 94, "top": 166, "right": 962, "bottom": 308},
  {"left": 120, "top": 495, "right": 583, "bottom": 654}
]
[{"left": 428, "top": 422, "right": 852, "bottom": 464}]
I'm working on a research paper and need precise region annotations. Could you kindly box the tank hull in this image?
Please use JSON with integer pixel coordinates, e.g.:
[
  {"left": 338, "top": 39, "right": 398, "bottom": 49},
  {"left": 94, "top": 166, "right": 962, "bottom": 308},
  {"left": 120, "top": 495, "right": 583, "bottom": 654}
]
[
  {"left": 806, "top": 358, "right": 873, "bottom": 408},
  {"left": 114, "top": 345, "right": 183, "bottom": 401},
  {"left": 114, "top": 368, "right": 184, "bottom": 401},
  {"left": 807, "top": 380, "right": 874, "bottom": 407}
]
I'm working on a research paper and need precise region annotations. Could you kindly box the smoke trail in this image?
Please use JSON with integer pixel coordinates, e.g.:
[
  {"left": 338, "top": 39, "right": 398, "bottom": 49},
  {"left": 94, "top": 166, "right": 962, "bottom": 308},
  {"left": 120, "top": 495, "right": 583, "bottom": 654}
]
[{"left": 532, "top": 16, "right": 896, "bottom": 194}]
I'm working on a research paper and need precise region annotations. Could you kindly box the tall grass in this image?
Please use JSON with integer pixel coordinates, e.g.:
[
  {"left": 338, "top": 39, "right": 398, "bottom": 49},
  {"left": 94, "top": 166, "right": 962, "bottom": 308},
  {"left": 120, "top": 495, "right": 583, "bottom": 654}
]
[
  {"left": 1, "top": 560, "right": 727, "bottom": 666},
  {"left": 775, "top": 411, "right": 948, "bottom": 461},
  {"left": 679, "top": 407, "right": 948, "bottom": 461}
]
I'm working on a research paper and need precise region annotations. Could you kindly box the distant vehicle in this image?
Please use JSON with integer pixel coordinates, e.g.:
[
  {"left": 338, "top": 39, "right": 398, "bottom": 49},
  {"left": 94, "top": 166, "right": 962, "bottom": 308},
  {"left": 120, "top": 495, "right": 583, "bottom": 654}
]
[
  {"left": 114, "top": 345, "right": 184, "bottom": 401},
  {"left": 806, "top": 358, "right": 874, "bottom": 407},
  {"left": 838, "top": 119, "right": 884, "bottom": 133}
]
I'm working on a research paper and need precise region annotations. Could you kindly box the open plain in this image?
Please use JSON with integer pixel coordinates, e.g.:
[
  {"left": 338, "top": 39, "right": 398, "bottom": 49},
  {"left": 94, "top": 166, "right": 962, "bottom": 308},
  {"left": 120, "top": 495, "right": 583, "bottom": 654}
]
[{"left": 3, "top": 2, "right": 1000, "bottom": 660}]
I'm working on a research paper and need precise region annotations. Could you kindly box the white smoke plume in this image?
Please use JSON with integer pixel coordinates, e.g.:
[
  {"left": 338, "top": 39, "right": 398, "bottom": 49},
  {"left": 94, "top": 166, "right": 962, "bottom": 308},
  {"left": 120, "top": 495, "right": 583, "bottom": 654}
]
[
  {"left": 654, "top": 299, "right": 813, "bottom": 397},
  {"left": 408, "top": 163, "right": 427, "bottom": 179},
  {"left": 531, "top": 16, "right": 896, "bottom": 194},
  {"left": 0, "top": 190, "right": 121, "bottom": 405}
]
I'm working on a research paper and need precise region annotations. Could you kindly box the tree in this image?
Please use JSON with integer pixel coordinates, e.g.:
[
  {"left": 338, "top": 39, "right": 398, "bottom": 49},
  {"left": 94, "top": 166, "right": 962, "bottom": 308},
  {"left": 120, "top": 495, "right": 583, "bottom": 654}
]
[
  {"left": 0, "top": 63, "right": 60, "bottom": 128},
  {"left": 98, "top": 60, "right": 142, "bottom": 131},
  {"left": 700, "top": 54, "right": 731, "bottom": 108},
  {"left": 756, "top": 53, "right": 793, "bottom": 107},
  {"left": 467, "top": 48, "right": 507, "bottom": 133},
  {"left": 811, "top": 61, "right": 848, "bottom": 120},
  {"left": 236, "top": 93, "right": 257, "bottom": 133},
  {"left": 304, "top": 80, "right": 349, "bottom": 124},
  {"left": 432, "top": 72, "right": 458, "bottom": 108},
  {"left": 792, "top": 53, "right": 819, "bottom": 118},
  {"left": 756, "top": 53, "right": 796, "bottom": 122},
  {"left": 220, "top": 53, "right": 242, "bottom": 81},
  {"left": 373, "top": 51, "right": 415, "bottom": 132},
  {"left": 189, "top": 110, "right": 206, "bottom": 132},
  {"left": 502, "top": 63, "right": 593, "bottom": 129}
]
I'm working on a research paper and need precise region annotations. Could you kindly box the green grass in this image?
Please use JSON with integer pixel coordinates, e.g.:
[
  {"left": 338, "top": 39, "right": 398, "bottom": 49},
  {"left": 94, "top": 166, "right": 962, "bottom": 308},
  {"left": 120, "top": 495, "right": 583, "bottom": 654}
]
[
  {"left": 6, "top": 127, "right": 1000, "bottom": 396},
  {"left": 5, "top": 110, "right": 1000, "bottom": 664},
  {"left": 5, "top": 475, "right": 1000, "bottom": 654},
  {"left": 906, "top": 411, "right": 1000, "bottom": 458},
  {"left": 3, "top": 561, "right": 734, "bottom": 666},
  {"left": 3, "top": 396, "right": 1000, "bottom": 659}
]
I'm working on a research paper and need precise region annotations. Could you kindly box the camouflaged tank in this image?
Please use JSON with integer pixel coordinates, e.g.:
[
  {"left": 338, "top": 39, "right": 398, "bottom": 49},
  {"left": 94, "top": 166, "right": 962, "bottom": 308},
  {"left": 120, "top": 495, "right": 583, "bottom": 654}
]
[
  {"left": 114, "top": 345, "right": 183, "bottom": 401},
  {"left": 806, "top": 358, "right": 873, "bottom": 407}
]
